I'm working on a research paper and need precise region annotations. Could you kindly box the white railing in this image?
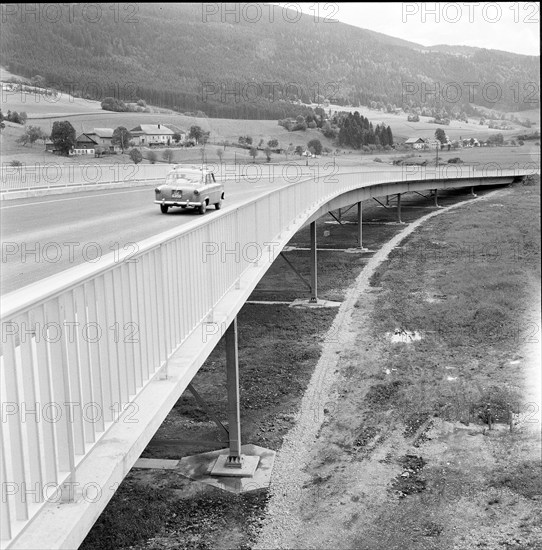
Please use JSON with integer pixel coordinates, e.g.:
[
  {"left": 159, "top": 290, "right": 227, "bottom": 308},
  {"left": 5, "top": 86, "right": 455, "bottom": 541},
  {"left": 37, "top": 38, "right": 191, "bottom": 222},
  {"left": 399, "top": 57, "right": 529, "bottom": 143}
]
[
  {"left": 0, "top": 164, "right": 175, "bottom": 192},
  {"left": 0, "top": 166, "right": 535, "bottom": 548}
]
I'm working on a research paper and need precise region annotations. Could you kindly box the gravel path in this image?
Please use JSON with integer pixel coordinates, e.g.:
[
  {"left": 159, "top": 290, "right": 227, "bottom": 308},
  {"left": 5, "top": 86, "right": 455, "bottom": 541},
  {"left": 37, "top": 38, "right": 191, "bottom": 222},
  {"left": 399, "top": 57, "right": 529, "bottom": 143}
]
[{"left": 253, "top": 192, "right": 498, "bottom": 549}]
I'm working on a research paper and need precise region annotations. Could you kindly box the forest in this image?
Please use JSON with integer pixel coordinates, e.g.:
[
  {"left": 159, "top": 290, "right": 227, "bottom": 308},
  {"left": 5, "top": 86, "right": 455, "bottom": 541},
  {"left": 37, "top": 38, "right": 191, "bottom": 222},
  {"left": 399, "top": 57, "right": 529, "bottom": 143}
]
[{"left": 1, "top": 3, "right": 539, "bottom": 119}]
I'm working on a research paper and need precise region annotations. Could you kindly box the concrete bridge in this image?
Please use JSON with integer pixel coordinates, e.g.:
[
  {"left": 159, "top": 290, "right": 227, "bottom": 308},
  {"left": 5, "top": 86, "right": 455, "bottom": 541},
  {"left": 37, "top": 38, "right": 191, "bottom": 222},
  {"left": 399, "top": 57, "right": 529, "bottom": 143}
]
[{"left": 0, "top": 166, "right": 535, "bottom": 549}]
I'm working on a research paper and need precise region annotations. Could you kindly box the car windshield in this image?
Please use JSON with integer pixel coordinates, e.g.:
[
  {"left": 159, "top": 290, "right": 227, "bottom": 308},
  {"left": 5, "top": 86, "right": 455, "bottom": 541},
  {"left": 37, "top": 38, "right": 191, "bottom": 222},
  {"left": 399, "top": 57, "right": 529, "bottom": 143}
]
[{"left": 166, "top": 172, "right": 202, "bottom": 185}]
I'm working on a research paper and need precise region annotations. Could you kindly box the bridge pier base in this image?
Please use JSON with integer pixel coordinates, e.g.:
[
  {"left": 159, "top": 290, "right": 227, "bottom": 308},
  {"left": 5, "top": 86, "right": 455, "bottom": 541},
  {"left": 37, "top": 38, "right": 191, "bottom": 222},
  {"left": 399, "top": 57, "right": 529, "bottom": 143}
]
[
  {"left": 210, "top": 317, "right": 259, "bottom": 477},
  {"left": 177, "top": 316, "right": 275, "bottom": 492},
  {"left": 470, "top": 186, "right": 478, "bottom": 197}
]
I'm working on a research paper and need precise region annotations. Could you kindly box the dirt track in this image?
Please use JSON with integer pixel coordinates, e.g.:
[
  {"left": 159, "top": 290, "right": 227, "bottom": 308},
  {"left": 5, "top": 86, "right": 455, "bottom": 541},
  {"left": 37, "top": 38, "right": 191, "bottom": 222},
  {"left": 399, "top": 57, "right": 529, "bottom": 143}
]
[{"left": 255, "top": 184, "right": 542, "bottom": 550}]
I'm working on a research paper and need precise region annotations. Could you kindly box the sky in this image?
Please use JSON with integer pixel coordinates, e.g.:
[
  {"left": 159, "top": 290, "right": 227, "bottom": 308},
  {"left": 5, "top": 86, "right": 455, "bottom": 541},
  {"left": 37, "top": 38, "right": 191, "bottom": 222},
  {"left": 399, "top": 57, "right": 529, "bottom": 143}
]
[{"left": 275, "top": 2, "right": 540, "bottom": 56}]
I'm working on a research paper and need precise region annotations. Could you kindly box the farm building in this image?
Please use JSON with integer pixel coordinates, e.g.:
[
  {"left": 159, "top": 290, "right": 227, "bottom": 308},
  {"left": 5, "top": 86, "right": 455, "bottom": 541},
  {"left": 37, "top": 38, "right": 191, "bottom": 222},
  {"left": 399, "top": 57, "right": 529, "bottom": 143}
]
[
  {"left": 75, "top": 128, "right": 118, "bottom": 153},
  {"left": 404, "top": 137, "right": 426, "bottom": 149},
  {"left": 130, "top": 124, "right": 176, "bottom": 146}
]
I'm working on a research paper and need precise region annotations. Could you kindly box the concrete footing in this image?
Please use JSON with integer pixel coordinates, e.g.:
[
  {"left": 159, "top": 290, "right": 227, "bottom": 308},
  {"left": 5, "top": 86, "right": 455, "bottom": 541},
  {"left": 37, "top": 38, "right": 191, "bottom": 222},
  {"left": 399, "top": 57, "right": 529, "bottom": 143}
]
[
  {"left": 133, "top": 458, "right": 180, "bottom": 470},
  {"left": 289, "top": 298, "right": 341, "bottom": 309},
  {"left": 177, "top": 444, "right": 275, "bottom": 493}
]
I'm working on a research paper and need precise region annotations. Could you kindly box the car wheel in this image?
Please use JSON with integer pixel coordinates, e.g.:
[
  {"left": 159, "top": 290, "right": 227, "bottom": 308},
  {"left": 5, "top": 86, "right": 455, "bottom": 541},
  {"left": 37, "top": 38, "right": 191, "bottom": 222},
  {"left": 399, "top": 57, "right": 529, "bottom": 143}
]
[
  {"left": 214, "top": 200, "right": 222, "bottom": 210},
  {"left": 160, "top": 205, "right": 169, "bottom": 214},
  {"left": 198, "top": 202, "right": 207, "bottom": 215}
]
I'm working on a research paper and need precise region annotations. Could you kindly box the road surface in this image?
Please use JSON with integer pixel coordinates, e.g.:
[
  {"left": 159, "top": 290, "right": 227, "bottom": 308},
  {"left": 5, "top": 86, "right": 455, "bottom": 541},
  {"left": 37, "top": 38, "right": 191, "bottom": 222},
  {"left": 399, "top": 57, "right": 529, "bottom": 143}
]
[{"left": 1, "top": 176, "right": 296, "bottom": 294}]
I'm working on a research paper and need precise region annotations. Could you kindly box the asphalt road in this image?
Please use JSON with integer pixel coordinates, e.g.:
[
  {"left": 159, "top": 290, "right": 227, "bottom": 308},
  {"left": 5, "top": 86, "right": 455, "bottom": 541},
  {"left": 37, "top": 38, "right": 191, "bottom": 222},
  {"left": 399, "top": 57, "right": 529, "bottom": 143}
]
[
  {"left": 2, "top": 154, "right": 537, "bottom": 295},
  {"left": 0, "top": 176, "right": 294, "bottom": 294}
]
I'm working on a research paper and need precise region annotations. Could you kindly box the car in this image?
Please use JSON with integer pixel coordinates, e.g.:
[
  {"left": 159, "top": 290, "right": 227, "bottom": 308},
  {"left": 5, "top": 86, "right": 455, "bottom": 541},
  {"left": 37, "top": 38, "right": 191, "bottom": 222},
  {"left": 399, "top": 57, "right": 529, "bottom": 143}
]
[{"left": 154, "top": 166, "right": 224, "bottom": 214}]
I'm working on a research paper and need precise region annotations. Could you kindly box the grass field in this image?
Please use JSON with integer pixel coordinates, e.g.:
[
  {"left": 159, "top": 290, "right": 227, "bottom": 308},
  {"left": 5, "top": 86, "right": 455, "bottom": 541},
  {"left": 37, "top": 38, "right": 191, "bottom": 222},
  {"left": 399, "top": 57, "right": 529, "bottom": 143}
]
[
  {"left": 80, "top": 177, "right": 541, "bottom": 549},
  {"left": 2, "top": 66, "right": 538, "bottom": 162},
  {"left": 2, "top": 66, "right": 539, "bottom": 173}
]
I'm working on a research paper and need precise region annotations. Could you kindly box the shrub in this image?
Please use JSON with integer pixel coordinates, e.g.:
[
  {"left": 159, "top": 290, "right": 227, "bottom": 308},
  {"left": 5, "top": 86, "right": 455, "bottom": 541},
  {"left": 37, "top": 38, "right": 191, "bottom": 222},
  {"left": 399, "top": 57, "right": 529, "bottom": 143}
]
[
  {"left": 101, "top": 97, "right": 128, "bottom": 112},
  {"left": 129, "top": 148, "right": 143, "bottom": 164}
]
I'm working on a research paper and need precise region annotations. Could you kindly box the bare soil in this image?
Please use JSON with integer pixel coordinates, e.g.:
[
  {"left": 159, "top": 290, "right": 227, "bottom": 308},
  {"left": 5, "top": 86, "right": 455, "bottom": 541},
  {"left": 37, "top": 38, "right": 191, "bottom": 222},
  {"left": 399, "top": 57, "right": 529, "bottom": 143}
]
[{"left": 81, "top": 178, "right": 541, "bottom": 550}]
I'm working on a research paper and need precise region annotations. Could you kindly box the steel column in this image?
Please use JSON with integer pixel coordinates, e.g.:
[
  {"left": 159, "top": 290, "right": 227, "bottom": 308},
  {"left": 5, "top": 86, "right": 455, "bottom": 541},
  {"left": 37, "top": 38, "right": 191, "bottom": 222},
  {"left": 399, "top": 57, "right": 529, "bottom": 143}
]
[
  {"left": 397, "top": 193, "right": 402, "bottom": 223},
  {"left": 357, "top": 201, "right": 363, "bottom": 249},
  {"left": 310, "top": 221, "right": 318, "bottom": 303},
  {"left": 225, "top": 317, "right": 242, "bottom": 464},
  {"left": 433, "top": 188, "right": 439, "bottom": 207}
]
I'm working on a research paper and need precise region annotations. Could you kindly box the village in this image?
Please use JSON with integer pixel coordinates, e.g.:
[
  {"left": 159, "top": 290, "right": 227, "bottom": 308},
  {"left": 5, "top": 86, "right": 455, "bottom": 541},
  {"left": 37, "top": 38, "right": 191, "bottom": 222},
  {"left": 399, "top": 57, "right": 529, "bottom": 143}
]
[{"left": 52, "top": 124, "right": 188, "bottom": 156}]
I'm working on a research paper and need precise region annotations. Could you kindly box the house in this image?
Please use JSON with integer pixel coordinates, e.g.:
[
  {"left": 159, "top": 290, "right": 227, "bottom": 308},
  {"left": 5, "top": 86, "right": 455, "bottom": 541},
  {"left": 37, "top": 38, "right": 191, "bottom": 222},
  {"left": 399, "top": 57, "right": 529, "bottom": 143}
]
[
  {"left": 404, "top": 137, "right": 425, "bottom": 149},
  {"left": 85, "top": 128, "right": 116, "bottom": 152},
  {"left": 45, "top": 139, "right": 58, "bottom": 153},
  {"left": 75, "top": 128, "right": 117, "bottom": 153},
  {"left": 75, "top": 133, "right": 98, "bottom": 150},
  {"left": 130, "top": 124, "right": 175, "bottom": 146},
  {"left": 424, "top": 138, "right": 441, "bottom": 150},
  {"left": 163, "top": 124, "right": 187, "bottom": 143}
]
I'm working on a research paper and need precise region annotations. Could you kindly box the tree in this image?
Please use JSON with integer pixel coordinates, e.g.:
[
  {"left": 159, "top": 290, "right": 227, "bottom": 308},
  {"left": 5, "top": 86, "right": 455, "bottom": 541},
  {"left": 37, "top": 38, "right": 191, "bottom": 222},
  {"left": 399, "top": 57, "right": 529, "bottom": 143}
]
[
  {"left": 147, "top": 151, "right": 157, "bottom": 164},
  {"left": 284, "top": 143, "right": 294, "bottom": 159},
  {"left": 16, "top": 125, "right": 45, "bottom": 147},
  {"left": 217, "top": 148, "right": 224, "bottom": 163},
  {"left": 112, "top": 126, "right": 132, "bottom": 153},
  {"left": 322, "top": 121, "right": 336, "bottom": 138},
  {"left": 238, "top": 136, "right": 253, "bottom": 147},
  {"left": 172, "top": 132, "right": 181, "bottom": 144},
  {"left": 295, "top": 145, "right": 304, "bottom": 156},
  {"left": 435, "top": 128, "right": 447, "bottom": 144},
  {"left": 307, "top": 139, "right": 323, "bottom": 156},
  {"left": 249, "top": 146, "right": 258, "bottom": 163},
  {"left": 267, "top": 139, "right": 278, "bottom": 149},
  {"left": 162, "top": 149, "right": 175, "bottom": 163},
  {"left": 31, "top": 74, "right": 46, "bottom": 88},
  {"left": 264, "top": 146, "right": 272, "bottom": 162},
  {"left": 129, "top": 148, "right": 143, "bottom": 164},
  {"left": 101, "top": 97, "right": 127, "bottom": 112},
  {"left": 51, "top": 120, "right": 76, "bottom": 155},
  {"left": 189, "top": 125, "right": 203, "bottom": 144}
]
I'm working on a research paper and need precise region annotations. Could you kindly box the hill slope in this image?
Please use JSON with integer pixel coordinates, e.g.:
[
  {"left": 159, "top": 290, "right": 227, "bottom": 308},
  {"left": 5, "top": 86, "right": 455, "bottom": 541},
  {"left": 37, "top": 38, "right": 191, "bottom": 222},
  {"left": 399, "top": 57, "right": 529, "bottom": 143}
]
[{"left": 0, "top": 3, "right": 539, "bottom": 119}]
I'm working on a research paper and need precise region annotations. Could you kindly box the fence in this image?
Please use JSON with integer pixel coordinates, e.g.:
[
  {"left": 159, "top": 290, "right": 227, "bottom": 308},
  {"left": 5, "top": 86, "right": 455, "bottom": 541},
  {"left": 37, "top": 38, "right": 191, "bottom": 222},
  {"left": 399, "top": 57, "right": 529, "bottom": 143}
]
[{"left": 0, "top": 163, "right": 175, "bottom": 193}]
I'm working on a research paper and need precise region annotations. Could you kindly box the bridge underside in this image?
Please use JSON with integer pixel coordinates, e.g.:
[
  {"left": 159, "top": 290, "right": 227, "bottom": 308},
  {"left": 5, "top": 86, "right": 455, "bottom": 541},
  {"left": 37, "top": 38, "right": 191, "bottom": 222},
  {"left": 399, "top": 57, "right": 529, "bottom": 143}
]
[
  {"left": 4, "top": 174, "right": 520, "bottom": 549},
  {"left": 303, "top": 176, "right": 515, "bottom": 226}
]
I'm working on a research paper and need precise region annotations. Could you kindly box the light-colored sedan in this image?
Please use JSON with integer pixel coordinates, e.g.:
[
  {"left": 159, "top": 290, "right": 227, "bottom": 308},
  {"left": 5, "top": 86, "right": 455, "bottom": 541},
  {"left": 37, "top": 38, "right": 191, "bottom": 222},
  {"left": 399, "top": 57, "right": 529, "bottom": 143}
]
[{"left": 154, "top": 166, "right": 224, "bottom": 214}]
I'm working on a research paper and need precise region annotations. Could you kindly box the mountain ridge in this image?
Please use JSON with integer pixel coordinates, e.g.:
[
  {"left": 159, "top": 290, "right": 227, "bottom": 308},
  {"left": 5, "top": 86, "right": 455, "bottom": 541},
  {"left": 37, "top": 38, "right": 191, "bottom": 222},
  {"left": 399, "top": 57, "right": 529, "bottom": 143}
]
[{"left": 0, "top": 3, "right": 538, "bottom": 119}]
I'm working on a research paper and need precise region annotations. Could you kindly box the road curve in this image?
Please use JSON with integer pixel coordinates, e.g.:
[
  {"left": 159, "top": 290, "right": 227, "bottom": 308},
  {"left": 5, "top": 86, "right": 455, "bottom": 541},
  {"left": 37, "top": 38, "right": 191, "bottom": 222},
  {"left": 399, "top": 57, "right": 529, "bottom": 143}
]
[{"left": 0, "top": 176, "right": 293, "bottom": 294}]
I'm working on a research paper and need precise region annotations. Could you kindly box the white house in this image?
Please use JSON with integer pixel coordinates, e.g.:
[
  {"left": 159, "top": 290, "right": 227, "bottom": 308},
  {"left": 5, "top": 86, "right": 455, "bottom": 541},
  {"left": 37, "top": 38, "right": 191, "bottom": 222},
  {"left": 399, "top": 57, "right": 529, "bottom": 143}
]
[
  {"left": 405, "top": 137, "right": 426, "bottom": 149},
  {"left": 130, "top": 124, "right": 175, "bottom": 146}
]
